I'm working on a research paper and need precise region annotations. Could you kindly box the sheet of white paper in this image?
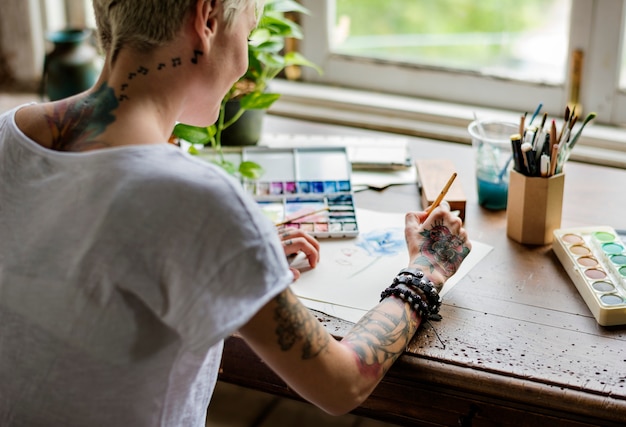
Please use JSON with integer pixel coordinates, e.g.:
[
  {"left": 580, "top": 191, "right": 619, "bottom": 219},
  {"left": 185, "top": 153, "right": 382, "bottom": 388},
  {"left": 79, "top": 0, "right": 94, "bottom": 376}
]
[
  {"left": 291, "top": 209, "right": 493, "bottom": 323},
  {"left": 300, "top": 298, "right": 368, "bottom": 324}
]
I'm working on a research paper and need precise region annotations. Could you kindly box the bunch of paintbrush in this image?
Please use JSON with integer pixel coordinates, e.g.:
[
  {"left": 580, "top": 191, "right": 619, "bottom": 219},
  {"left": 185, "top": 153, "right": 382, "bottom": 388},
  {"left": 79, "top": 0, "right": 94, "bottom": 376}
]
[{"left": 510, "top": 103, "right": 596, "bottom": 177}]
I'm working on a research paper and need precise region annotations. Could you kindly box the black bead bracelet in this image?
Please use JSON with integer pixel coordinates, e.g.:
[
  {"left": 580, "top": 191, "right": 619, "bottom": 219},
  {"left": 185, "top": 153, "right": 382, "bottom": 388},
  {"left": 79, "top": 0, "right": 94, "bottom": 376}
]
[
  {"left": 381, "top": 268, "right": 443, "bottom": 320},
  {"left": 380, "top": 286, "right": 431, "bottom": 318}
]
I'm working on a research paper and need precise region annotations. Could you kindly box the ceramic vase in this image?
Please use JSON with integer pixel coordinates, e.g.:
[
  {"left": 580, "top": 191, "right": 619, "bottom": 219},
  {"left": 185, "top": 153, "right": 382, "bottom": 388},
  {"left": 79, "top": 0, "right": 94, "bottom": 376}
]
[{"left": 43, "top": 28, "right": 100, "bottom": 101}]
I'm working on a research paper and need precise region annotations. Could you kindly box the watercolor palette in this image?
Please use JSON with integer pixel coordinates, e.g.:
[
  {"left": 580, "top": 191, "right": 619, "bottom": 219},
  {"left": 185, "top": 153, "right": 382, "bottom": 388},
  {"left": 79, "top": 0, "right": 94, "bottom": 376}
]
[
  {"left": 241, "top": 147, "right": 359, "bottom": 238},
  {"left": 553, "top": 226, "right": 626, "bottom": 326}
]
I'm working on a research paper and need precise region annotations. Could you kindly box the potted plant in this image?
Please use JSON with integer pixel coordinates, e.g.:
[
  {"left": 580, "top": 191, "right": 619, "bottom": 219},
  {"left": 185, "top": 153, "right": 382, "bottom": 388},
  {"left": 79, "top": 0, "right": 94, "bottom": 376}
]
[{"left": 172, "top": 0, "right": 321, "bottom": 179}]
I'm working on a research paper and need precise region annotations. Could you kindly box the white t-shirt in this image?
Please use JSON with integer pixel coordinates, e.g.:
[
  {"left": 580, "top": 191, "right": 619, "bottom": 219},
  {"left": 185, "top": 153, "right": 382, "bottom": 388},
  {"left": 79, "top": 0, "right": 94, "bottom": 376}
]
[{"left": 0, "top": 106, "right": 293, "bottom": 426}]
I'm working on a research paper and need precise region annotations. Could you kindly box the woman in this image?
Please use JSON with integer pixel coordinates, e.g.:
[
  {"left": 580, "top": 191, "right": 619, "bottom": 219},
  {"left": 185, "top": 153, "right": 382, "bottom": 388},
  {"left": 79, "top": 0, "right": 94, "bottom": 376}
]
[{"left": 0, "top": 0, "right": 471, "bottom": 425}]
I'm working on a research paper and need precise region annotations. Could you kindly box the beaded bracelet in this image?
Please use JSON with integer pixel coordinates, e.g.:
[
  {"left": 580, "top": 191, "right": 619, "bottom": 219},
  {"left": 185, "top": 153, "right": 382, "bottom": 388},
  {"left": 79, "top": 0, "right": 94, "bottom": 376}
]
[
  {"left": 392, "top": 274, "right": 439, "bottom": 307},
  {"left": 379, "top": 286, "right": 431, "bottom": 319},
  {"left": 392, "top": 268, "right": 442, "bottom": 318}
]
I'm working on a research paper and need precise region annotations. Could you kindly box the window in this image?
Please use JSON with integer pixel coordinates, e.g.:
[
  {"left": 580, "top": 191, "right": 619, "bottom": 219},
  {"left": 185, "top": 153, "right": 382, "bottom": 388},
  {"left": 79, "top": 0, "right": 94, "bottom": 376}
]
[
  {"left": 40, "top": 0, "right": 95, "bottom": 32},
  {"left": 298, "top": 0, "right": 626, "bottom": 128},
  {"left": 332, "top": 0, "right": 571, "bottom": 87},
  {"left": 3, "top": 0, "right": 625, "bottom": 167}
]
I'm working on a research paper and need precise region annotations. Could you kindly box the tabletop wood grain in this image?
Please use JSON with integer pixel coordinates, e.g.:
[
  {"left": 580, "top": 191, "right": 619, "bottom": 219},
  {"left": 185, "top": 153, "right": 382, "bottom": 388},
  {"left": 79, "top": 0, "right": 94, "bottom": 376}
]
[{"left": 220, "top": 115, "right": 626, "bottom": 426}]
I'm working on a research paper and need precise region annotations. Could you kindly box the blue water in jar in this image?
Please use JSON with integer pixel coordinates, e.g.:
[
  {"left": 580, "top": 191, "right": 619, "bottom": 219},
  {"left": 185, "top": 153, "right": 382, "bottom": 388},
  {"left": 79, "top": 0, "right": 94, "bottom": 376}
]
[
  {"left": 476, "top": 175, "right": 508, "bottom": 210},
  {"left": 469, "top": 120, "right": 517, "bottom": 211}
]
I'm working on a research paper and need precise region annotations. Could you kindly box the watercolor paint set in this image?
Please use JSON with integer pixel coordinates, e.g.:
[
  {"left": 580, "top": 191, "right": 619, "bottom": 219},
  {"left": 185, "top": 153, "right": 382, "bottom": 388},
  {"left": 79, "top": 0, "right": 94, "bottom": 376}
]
[
  {"left": 241, "top": 146, "right": 359, "bottom": 238},
  {"left": 552, "top": 226, "right": 626, "bottom": 326}
]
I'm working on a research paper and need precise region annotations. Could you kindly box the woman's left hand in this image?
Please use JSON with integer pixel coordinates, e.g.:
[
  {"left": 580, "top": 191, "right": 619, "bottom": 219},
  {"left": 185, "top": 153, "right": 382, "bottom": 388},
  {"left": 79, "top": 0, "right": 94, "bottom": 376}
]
[{"left": 278, "top": 228, "right": 320, "bottom": 280}]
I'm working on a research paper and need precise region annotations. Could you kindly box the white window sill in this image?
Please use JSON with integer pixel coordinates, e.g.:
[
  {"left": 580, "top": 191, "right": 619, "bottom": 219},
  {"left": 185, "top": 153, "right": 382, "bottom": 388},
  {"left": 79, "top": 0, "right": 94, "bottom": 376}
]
[{"left": 268, "top": 80, "right": 626, "bottom": 169}]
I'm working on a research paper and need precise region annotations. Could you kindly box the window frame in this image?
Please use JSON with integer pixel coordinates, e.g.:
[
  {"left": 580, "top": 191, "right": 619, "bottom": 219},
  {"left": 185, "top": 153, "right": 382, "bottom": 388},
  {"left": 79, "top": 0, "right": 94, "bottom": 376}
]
[
  {"left": 298, "top": 0, "right": 626, "bottom": 127},
  {"left": 2, "top": 0, "right": 626, "bottom": 167}
]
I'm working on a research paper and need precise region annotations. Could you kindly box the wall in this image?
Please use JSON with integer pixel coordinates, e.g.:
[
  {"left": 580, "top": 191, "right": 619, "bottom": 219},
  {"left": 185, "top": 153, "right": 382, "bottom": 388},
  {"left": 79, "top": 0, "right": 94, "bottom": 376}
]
[{"left": 0, "top": 0, "right": 44, "bottom": 90}]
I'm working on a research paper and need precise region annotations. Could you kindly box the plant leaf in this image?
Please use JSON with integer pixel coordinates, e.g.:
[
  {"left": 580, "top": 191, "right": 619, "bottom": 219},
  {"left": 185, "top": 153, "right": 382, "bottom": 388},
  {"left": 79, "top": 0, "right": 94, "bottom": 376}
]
[
  {"left": 248, "top": 28, "right": 272, "bottom": 45},
  {"left": 172, "top": 123, "right": 211, "bottom": 144},
  {"left": 250, "top": 39, "right": 285, "bottom": 55},
  {"left": 283, "top": 52, "right": 323, "bottom": 74},
  {"left": 238, "top": 161, "right": 265, "bottom": 180},
  {"left": 212, "top": 158, "right": 238, "bottom": 175},
  {"left": 264, "top": 0, "right": 310, "bottom": 15},
  {"left": 260, "top": 15, "right": 303, "bottom": 39},
  {"left": 240, "top": 92, "right": 281, "bottom": 109}
]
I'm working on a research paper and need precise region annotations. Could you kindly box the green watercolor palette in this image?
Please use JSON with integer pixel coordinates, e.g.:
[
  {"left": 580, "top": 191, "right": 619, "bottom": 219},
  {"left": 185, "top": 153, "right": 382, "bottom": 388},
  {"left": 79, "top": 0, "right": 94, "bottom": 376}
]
[{"left": 553, "top": 226, "right": 626, "bottom": 326}]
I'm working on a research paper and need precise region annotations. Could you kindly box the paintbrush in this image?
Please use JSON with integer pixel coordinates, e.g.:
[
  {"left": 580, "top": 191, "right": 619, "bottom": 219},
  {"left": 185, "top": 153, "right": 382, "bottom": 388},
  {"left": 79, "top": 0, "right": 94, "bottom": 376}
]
[
  {"left": 566, "top": 112, "right": 595, "bottom": 149},
  {"left": 275, "top": 207, "right": 330, "bottom": 227},
  {"left": 425, "top": 172, "right": 457, "bottom": 216},
  {"left": 529, "top": 103, "right": 543, "bottom": 125},
  {"left": 557, "top": 105, "right": 570, "bottom": 144}
]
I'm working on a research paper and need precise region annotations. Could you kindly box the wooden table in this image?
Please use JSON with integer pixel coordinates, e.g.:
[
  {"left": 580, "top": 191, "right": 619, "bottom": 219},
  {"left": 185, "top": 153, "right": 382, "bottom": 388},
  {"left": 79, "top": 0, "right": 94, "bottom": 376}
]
[{"left": 219, "top": 116, "right": 626, "bottom": 426}]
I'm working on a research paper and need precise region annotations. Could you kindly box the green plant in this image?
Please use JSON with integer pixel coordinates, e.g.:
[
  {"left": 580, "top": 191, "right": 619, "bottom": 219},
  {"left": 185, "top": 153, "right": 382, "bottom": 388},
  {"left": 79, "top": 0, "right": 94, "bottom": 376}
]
[{"left": 172, "top": 0, "right": 321, "bottom": 179}]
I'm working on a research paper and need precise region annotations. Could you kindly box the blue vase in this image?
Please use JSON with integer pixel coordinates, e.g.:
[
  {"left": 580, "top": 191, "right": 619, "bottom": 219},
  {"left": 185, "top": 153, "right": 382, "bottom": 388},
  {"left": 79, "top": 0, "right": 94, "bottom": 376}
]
[{"left": 43, "top": 28, "right": 100, "bottom": 101}]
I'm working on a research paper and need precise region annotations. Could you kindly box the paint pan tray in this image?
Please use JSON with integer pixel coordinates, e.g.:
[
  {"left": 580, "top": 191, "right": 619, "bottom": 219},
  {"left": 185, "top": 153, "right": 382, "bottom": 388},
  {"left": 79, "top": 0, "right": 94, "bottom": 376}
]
[
  {"left": 242, "top": 147, "right": 359, "bottom": 238},
  {"left": 553, "top": 226, "right": 626, "bottom": 326}
]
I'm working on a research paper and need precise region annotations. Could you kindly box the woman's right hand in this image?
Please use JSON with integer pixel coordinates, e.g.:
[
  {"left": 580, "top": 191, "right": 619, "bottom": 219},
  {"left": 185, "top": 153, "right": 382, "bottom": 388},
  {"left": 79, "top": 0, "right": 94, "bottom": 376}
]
[
  {"left": 278, "top": 227, "right": 320, "bottom": 281},
  {"left": 240, "top": 201, "right": 471, "bottom": 417},
  {"left": 404, "top": 201, "right": 471, "bottom": 292}
]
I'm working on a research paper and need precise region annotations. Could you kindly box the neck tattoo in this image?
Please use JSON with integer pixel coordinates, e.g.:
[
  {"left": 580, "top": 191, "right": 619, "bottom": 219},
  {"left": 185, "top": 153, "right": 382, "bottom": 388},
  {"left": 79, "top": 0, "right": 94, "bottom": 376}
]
[{"left": 44, "top": 51, "right": 203, "bottom": 152}]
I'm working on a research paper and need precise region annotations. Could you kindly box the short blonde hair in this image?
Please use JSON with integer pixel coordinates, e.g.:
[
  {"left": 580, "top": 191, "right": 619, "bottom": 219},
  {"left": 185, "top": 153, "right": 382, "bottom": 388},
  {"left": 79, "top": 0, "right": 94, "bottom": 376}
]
[{"left": 92, "top": 0, "right": 261, "bottom": 58}]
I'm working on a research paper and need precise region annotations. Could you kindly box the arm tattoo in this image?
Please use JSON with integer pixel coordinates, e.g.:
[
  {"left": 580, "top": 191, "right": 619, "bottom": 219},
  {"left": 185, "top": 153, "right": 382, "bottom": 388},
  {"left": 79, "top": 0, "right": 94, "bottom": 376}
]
[
  {"left": 273, "top": 290, "right": 330, "bottom": 359},
  {"left": 412, "top": 220, "right": 470, "bottom": 278},
  {"left": 342, "top": 304, "right": 414, "bottom": 377},
  {"left": 45, "top": 83, "right": 118, "bottom": 152}
]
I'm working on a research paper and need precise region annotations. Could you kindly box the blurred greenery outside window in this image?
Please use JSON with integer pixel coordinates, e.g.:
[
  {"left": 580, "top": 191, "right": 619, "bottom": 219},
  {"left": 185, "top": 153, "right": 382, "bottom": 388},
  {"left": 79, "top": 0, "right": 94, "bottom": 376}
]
[
  {"left": 294, "top": 1, "right": 626, "bottom": 131},
  {"left": 332, "top": 0, "right": 571, "bottom": 85}
]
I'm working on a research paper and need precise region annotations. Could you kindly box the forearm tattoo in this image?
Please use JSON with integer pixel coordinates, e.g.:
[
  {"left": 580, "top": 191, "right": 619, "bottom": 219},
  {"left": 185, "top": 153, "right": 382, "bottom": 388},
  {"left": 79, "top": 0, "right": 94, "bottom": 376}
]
[
  {"left": 273, "top": 291, "right": 413, "bottom": 375},
  {"left": 342, "top": 304, "right": 414, "bottom": 377},
  {"left": 412, "top": 220, "right": 469, "bottom": 278},
  {"left": 273, "top": 290, "right": 329, "bottom": 359}
]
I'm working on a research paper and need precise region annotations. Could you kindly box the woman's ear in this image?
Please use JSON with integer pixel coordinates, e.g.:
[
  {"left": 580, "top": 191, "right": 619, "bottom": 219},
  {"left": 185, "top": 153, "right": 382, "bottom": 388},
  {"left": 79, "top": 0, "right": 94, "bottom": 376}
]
[{"left": 194, "top": 0, "right": 218, "bottom": 38}]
